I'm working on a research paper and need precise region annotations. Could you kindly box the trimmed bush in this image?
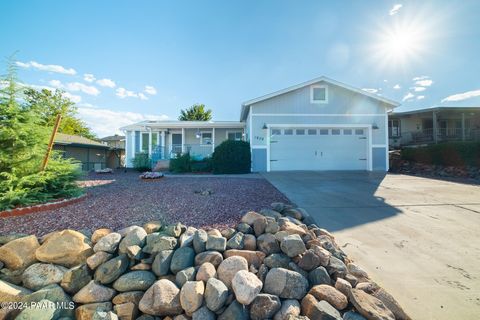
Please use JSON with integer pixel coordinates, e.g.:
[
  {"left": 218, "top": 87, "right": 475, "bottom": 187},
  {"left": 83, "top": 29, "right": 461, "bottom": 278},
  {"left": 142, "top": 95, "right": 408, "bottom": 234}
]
[
  {"left": 212, "top": 140, "right": 251, "bottom": 174},
  {"left": 401, "top": 142, "right": 480, "bottom": 167},
  {"left": 169, "top": 153, "right": 192, "bottom": 173},
  {"left": 191, "top": 157, "right": 213, "bottom": 173},
  {"left": 132, "top": 152, "right": 152, "bottom": 171}
]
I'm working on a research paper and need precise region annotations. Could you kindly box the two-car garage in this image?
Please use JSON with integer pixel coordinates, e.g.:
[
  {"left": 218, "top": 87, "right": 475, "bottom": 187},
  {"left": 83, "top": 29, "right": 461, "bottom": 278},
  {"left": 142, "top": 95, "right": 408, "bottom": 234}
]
[{"left": 268, "top": 126, "right": 370, "bottom": 171}]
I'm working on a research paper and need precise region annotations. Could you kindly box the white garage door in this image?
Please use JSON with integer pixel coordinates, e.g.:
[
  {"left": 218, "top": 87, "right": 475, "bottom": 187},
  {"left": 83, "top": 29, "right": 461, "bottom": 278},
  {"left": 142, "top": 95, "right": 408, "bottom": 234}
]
[{"left": 269, "top": 127, "right": 368, "bottom": 171}]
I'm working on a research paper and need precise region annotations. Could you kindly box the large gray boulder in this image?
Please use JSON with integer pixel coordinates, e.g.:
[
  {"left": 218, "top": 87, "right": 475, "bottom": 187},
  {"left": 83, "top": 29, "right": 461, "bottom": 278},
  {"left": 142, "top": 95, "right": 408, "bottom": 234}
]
[{"left": 264, "top": 268, "right": 308, "bottom": 300}]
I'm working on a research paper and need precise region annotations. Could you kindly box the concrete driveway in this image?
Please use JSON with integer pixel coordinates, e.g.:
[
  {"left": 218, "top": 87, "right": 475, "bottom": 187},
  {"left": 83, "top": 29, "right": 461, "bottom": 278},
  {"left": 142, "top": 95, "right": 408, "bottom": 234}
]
[{"left": 263, "top": 171, "right": 480, "bottom": 320}]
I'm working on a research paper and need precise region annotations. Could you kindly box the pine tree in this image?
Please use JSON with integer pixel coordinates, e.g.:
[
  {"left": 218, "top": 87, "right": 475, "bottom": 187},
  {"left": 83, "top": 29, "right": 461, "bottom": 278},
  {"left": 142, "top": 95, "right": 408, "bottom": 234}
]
[{"left": 178, "top": 104, "right": 212, "bottom": 121}]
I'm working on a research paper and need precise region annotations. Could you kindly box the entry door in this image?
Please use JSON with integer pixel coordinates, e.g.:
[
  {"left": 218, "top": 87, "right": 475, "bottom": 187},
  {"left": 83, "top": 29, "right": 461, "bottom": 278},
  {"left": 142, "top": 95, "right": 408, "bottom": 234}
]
[{"left": 171, "top": 133, "right": 182, "bottom": 153}]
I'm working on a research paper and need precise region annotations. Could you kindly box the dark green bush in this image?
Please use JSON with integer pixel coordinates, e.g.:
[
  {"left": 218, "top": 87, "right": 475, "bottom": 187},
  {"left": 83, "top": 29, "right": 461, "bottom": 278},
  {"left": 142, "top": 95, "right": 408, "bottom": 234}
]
[
  {"left": 132, "top": 152, "right": 152, "bottom": 171},
  {"left": 169, "top": 153, "right": 192, "bottom": 173},
  {"left": 401, "top": 142, "right": 480, "bottom": 167},
  {"left": 191, "top": 157, "right": 213, "bottom": 173},
  {"left": 212, "top": 140, "right": 251, "bottom": 174}
]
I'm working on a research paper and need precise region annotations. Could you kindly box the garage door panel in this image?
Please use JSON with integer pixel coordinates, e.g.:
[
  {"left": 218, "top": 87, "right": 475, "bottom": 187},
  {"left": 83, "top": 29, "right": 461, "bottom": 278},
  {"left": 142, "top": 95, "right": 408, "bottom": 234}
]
[{"left": 270, "top": 127, "right": 368, "bottom": 171}]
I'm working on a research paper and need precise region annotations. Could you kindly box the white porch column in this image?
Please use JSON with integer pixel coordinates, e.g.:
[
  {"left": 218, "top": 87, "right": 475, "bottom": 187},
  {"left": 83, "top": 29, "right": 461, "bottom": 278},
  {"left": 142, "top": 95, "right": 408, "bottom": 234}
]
[
  {"left": 148, "top": 129, "right": 152, "bottom": 156},
  {"left": 462, "top": 113, "right": 466, "bottom": 141},
  {"left": 131, "top": 131, "right": 136, "bottom": 158},
  {"left": 433, "top": 111, "right": 438, "bottom": 144},
  {"left": 161, "top": 131, "right": 166, "bottom": 158},
  {"left": 181, "top": 128, "right": 185, "bottom": 153},
  {"left": 212, "top": 127, "right": 215, "bottom": 153}
]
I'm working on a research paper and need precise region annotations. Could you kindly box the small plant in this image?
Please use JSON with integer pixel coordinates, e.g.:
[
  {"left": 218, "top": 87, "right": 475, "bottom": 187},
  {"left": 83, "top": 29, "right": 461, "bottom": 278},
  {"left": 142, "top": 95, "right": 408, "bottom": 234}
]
[
  {"left": 169, "top": 153, "right": 192, "bottom": 173},
  {"left": 212, "top": 140, "right": 251, "bottom": 174},
  {"left": 132, "top": 152, "right": 152, "bottom": 171}
]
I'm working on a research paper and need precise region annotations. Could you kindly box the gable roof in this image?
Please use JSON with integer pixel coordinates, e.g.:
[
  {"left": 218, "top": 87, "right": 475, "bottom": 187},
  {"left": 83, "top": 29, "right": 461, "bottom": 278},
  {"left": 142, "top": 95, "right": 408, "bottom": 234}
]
[
  {"left": 54, "top": 133, "right": 108, "bottom": 148},
  {"left": 240, "top": 76, "right": 400, "bottom": 121}
]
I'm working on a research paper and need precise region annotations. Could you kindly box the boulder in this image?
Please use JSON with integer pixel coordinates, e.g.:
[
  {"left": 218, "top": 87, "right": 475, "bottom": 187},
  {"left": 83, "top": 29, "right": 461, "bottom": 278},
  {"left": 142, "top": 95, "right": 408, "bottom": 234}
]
[
  {"left": 138, "top": 279, "right": 182, "bottom": 316},
  {"left": 94, "top": 233, "right": 122, "bottom": 253},
  {"left": 297, "top": 249, "right": 321, "bottom": 271},
  {"left": 196, "top": 262, "right": 216, "bottom": 282},
  {"left": 236, "top": 222, "right": 253, "bottom": 234},
  {"left": 226, "top": 232, "right": 245, "bottom": 250},
  {"left": 309, "top": 244, "right": 331, "bottom": 267},
  {"left": 0, "top": 235, "right": 39, "bottom": 270},
  {"left": 16, "top": 298, "right": 60, "bottom": 320},
  {"left": 114, "top": 302, "right": 138, "bottom": 320},
  {"left": 179, "top": 226, "right": 197, "bottom": 247},
  {"left": 273, "top": 299, "right": 301, "bottom": 320},
  {"left": 75, "top": 302, "right": 112, "bottom": 320},
  {"left": 250, "top": 294, "right": 281, "bottom": 320},
  {"left": 327, "top": 256, "right": 347, "bottom": 278},
  {"left": 175, "top": 267, "right": 197, "bottom": 287},
  {"left": 280, "top": 234, "right": 306, "bottom": 258},
  {"left": 335, "top": 277, "right": 352, "bottom": 297},
  {"left": 232, "top": 270, "right": 263, "bottom": 305},
  {"left": 257, "top": 233, "right": 281, "bottom": 255},
  {"left": 0, "top": 233, "right": 28, "bottom": 245},
  {"left": 253, "top": 216, "right": 267, "bottom": 236},
  {"left": 218, "top": 300, "right": 249, "bottom": 320},
  {"left": 87, "top": 252, "right": 113, "bottom": 270},
  {"left": 180, "top": 281, "right": 204, "bottom": 314},
  {"left": 349, "top": 289, "right": 395, "bottom": 320},
  {"left": 223, "top": 249, "right": 265, "bottom": 269},
  {"left": 170, "top": 247, "right": 195, "bottom": 274},
  {"left": 264, "top": 268, "right": 308, "bottom": 300},
  {"left": 204, "top": 277, "right": 228, "bottom": 312},
  {"left": 143, "top": 221, "right": 162, "bottom": 234},
  {"left": 91, "top": 229, "right": 113, "bottom": 243},
  {"left": 278, "top": 220, "right": 306, "bottom": 236},
  {"left": 192, "top": 306, "right": 216, "bottom": 320},
  {"left": 261, "top": 207, "right": 283, "bottom": 219},
  {"left": 118, "top": 227, "right": 147, "bottom": 254},
  {"left": 195, "top": 251, "right": 223, "bottom": 267},
  {"left": 265, "top": 253, "right": 291, "bottom": 269},
  {"left": 73, "top": 280, "right": 117, "bottom": 303},
  {"left": 112, "top": 291, "right": 144, "bottom": 305},
  {"left": 143, "top": 234, "right": 177, "bottom": 254},
  {"left": 22, "top": 263, "right": 68, "bottom": 290},
  {"left": 95, "top": 254, "right": 129, "bottom": 284},
  {"left": 152, "top": 250, "right": 174, "bottom": 276},
  {"left": 309, "top": 266, "right": 331, "bottom": 286},
  {"left": 61, "top": 264, "right": 92, "bottom": 294},
  {"left": 372, "top": 288, "right": 411, "bottom": 320},
  {"left": 241, "top": 211, "right": 265, "bottom": 225},
  {"left": 301, "top": 294, "right": 342, "bottom": 320},
  {"left": 343, "top": 311, "right": 368, "bottom": 320},
  {"left": 206, "top": 235, "right": 227, "bottom": 252},
  {"left": 0, "top": 279, "right": 32, "bottom": 302},
  {"left": 309, "top": 284, "right": 348, "bottom": 310},
  {"left": 243, "top": 234, "right": 257, "bottom": 251},
  {"left": 217, "top": 256, "right": 248, "bottom": 289},
  {"left": 23, "top": 284, "right": 74, "bottom": 318},
  {"left": 193, "top": 229, "right": 208, "bottom": 253},
  {"left": 35, "top": 230, "right": 93, "bottom": 267},
  {"left": 347, "top": 263, "right": 369, "bottom": 279},
  {"left": 113, "top": 271, "right": 156, "bottom": 292},
  {"left": 164, "top": 223, "right": 182, "bottom": 237}
]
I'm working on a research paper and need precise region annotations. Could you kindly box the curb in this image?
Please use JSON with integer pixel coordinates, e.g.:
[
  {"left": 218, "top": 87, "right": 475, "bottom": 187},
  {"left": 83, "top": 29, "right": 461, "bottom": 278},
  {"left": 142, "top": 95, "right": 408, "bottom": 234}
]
[{"left": 0, "top": 194, "right": 88, "bottom": 218}]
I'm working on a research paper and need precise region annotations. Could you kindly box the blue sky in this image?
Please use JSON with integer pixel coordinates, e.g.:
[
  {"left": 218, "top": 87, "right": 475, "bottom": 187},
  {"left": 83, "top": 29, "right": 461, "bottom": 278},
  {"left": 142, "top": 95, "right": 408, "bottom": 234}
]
[{"left": 1, "top": 1, "right": 479, "bottom": 136}]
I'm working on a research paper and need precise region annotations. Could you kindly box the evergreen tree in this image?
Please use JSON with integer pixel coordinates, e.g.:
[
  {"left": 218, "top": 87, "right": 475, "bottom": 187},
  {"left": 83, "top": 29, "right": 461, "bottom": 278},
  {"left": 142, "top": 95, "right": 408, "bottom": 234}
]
[{"left": 178, "top": 104, "right": 212, "bottom": 121}]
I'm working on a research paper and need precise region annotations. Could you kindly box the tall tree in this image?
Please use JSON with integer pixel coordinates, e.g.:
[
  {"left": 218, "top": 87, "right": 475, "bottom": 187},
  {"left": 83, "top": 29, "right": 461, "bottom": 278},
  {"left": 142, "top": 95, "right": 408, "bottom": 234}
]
[
  {"left": 178, "top": 104, "right": 212, "bottom": 121},
  {"left": 23, "top": 88, "right": 97, "bottom": 139}
]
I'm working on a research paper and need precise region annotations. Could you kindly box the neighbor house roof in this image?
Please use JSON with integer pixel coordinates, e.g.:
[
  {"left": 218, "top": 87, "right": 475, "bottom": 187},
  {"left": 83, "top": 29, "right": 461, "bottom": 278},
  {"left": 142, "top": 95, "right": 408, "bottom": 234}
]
[
  {"left": 54, "top": 133, "right": 109, "bottom": 148},
  {"left": 100, "top": 134, "right": 125, "bottom": 141},
  {"left": 120, "top": 120, "right": 245, "bottom": 131},
  {"left": 240, "top": 76, "right": 401, "bottom": 121},
  {"left": 390, "top": 106, "right": 480, "bottom": 116}
]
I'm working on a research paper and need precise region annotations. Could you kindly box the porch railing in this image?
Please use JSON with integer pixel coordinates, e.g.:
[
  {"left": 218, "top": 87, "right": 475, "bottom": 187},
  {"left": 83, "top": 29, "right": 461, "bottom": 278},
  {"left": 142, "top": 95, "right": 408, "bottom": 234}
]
[
  {"left": 394, "top": 128, "right": 480, "bottom": 146},
  {"left": 150, "top": 144, "right": 214, "bottom": 162}
]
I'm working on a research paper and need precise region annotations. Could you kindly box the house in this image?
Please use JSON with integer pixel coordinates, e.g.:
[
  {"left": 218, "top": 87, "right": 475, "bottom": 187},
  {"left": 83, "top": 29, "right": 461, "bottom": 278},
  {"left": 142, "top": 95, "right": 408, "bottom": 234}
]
[
  {"left": 388, "top": 106, "right": 480, "bottom": 147},
  {"left": 100, "top": 134, "right": 126, "bottom": 168},
  {"left": 120, "top": 121, "right": 245, "bottom": 168},
  {"left": 54, "top": 133, "right": 110, "bottom": 171},
  {"left": 122, "top": 76, "right": 399, "bottom": 172}
]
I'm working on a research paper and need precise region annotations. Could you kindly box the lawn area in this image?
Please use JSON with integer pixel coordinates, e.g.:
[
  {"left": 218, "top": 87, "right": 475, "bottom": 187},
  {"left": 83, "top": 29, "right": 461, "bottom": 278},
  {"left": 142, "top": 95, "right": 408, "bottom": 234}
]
[{"left": 0, "top": 171, "right": 290, "bottom": 236}]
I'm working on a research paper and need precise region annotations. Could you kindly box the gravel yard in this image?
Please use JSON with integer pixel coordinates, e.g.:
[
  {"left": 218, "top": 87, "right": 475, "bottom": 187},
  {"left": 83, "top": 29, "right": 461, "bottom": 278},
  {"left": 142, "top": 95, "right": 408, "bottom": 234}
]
[{"left": 0, "top": 172, "right": 290, "bottom": 236}]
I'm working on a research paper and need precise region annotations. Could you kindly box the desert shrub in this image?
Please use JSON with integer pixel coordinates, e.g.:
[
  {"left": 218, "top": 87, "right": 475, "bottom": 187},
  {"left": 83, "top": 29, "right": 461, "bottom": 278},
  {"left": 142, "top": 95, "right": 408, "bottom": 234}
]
[
  {"left": 401, "top": 142, "right": 480, "bottom": 167},
  {"left": 169, "top": 153, "right": 192, "bottom": 173},
  {"left": 212, "top": 140, "right": 251, "bottom": 174},
  {"left": 132, "top": 152, "right": 152, "bottom": 171}
]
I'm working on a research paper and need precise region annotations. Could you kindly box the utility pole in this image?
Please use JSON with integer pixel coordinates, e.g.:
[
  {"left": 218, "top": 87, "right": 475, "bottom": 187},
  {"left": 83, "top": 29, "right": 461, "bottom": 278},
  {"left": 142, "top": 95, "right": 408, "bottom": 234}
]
[{"left": 41, "top": 114, "right": 62, "bottom": 171}]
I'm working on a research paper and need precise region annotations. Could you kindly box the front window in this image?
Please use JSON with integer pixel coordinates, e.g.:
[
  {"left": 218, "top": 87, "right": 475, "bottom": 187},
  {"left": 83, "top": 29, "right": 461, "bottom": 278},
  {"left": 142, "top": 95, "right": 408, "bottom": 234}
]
[
  {"left": 310, "top": 85, "right": 328, "bottom": 103},
  {"left": 201, "top": 132, "right": 212, "bottom": 145},
  {"left": 388, "top": 119, "right": 401, "bottom": 137},
  {"left": 141, "top": 133, "right": 149, "bottom": 151},
  {"left": 227, "top": 131, "right": 242, "bottom": 141}
]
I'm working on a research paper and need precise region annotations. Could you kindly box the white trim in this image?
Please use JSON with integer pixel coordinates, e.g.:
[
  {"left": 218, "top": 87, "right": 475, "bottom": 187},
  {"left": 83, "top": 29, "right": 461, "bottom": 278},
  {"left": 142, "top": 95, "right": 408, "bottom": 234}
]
[
  {"left": 212, "top": 127, "right": 215, "bottom": 152},
  {"left": 124, "top": 130, "right": 129, "bottom": 167},
  {"left": 251, "top": 146, "right": 268, "bottom": 149},
  {"left": 266, "top": 126, "right": 271, "bottom": 172},
  {"left": 181, "top": 128, "right": 185, "bottom": 153},
  {"left": 310, "top": 85, "right": 328, "bottom": 104},
  {"left": 368, "top": 125, "right": 372, "bottom": 171},
  {"left": 385, "top": 113, "right": 389, "bottom": 171},
  {"left": 251, "top": 113, "right": 386, "bottom": 117},
  {"left": 161, "top": 131, "right": 165, "bottom": 158},
  {"left": 139, "top": 131, "right": 143, "bottom": 152},
  {"left": 148, "top": 129, "right": 152, "bottom": 157},
  {"left": 131, "top": 131, "right": 136, "bottom": 158},
  {"left": 372, "top": 144, "right": 388, "bottom": 148}
]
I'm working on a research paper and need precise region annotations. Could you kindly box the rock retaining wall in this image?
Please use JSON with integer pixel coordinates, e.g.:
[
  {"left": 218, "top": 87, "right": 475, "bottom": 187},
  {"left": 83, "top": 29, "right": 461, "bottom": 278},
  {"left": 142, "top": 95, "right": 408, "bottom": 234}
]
[{"left": 0, "top": 203, "right": 410, "bottom": 320}]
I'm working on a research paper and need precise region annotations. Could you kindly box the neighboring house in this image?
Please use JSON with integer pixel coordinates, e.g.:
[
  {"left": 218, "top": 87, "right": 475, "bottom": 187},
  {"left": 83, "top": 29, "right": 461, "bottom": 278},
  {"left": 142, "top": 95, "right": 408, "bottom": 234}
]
[
  {"left": 242, "top": 76, "right": 399, "bottom": 172},
  {"left": 389, "top": 106, "right": 480, "bottom": 147},
  {"left": 122, "top": 76, "right": 399, "bottom": 172},
  {"left": 100, "top": 134, "right": 126, "bottom": 168},
  {"left": 54, "top": 133, "right": 110, "bottom": 171},
  {"left": 120, "top": 121, "right": 245, "bottom": 167}
]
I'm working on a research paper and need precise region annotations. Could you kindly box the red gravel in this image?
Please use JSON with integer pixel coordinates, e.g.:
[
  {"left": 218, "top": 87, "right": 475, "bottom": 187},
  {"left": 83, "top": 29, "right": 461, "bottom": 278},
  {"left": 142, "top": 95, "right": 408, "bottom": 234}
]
[{"left": 0, "top": 172, "right": 290, "bottom": 236}]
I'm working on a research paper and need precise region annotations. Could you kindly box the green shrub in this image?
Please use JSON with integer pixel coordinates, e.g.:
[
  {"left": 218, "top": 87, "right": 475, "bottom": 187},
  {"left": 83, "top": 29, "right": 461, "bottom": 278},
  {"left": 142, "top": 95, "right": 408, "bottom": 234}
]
[
  {"left": 191, "top": 157, "right": 213, "bottom": 173},
  {"left": 132, "top": 152, "right": 152, "bottom": 171},
  {"left": 401, "top": 142, "right": 480, "bottom": 167},
  {"left": 212, "top": 140, "right": 251, "bottom": 174},
  {"left": 169, "top": 153, "right": 192, "bottom": 173}
]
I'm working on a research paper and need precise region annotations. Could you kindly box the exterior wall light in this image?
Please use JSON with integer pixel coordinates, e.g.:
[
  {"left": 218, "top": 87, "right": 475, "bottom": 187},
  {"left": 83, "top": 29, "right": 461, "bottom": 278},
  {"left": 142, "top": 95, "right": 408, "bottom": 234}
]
[
  {"left": 262, "top": 123, "right": 268, "bottom": 130},
  {"left": 372, "top": 123, "right": 379, "bottom": 130}
]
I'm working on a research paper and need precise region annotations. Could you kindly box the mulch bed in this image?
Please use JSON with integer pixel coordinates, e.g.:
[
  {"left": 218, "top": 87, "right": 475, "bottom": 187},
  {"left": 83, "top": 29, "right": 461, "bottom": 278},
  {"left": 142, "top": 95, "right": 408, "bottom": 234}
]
[{"left": 0, "top": 172, "right": 290, "bottom": 236}]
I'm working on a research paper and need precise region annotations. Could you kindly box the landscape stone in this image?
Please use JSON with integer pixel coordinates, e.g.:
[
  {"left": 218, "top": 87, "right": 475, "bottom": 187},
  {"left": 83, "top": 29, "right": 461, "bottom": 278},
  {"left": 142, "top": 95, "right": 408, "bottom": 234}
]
[
  {"left": 0, "top": 235, "right": 39, "bottom": 270},
  {"left": 265, "top": 253, "right": 291, "bottom": 269},
  {"left": 143, "top": 221, "right": 162, "bottom": 234},
  {"left": 170, "top": 247, "right": 195, "bottom": 274},
  {"left": 114, "top": 302, "right": 138, "bottom": 320},
  {"left": 232, "top": 270, "right": 263, "bottom": 305},
  {"left": 91, "top": 229, "right": 113, "bottom": 244},
  {"left": 343, "top": 311, "right": 368, "bottom": 320},
  {"left": 193, "top": 229, "right": 208, "bottom": 253},
  {"left": 175, "top": 267, "right": 197, "bottom": 287},
  {"left": 250, "top": 293, "right": 281, "bottom": 320},
  {"left": 164, "top": 223, "right": 182, "bottom": 237},
  {"left": 309, "top": 284, "right": 348, "bottom": 310},
  {"left": 95, "top": 254, "right": 130, "bottom": 284},
  {"left": 349, "top": 289, "right": 395, "bottom": 320},
  {"left": 217, "top": 256, "right": 249, "bottom": 289},
  {"left": 280, "top": 234, "right": 306, "bottom": 257},
  {"left": 75, "top": 302, "right": 112, "bottom": 320},
  {"left": 112, "top": 291, "right": 144, "bottom": 305},
  {"left": 236, "top": 222, "right": 253, "bottom": 234},
  {"left": 73, "top": 280, "right": 117, "bottom": 303},
  {"left": 206, "top": 235, "right": 227, "bottom": 251},
  {"left": 257, "top": 233, "right": 281, "bottom": 255},
  {"left": 221, "top": 228, "right": 236, "bottom": 239},
  {"left": 241, "top": 211, "right": 265, "bottom": 225},
  {"left": 327, "top": 256, "right": 348, "bottom": 278},
  {"left": 194, "top": 251, "right": 223, "bottom": 267},
  {"left": 309, "top": 244, "right": 332, "bottom": 267},
  {"left": 192, "top": 306, "right": 216, "bottom": 320},
  {"left": 113, "top": 271, "right": 156, "bottom": 292},
  {"left": 16, "top": 298, "right": 60, "bottom": 320},
  {"left": 301, "top": 294, "right": 342, "bottom": 320},
  {"left": 60, "top": 264, "right": 92, "bottom": 294},
  {"left": 179, "top": 226, "right": 197, "bottom": 247},
  {"left": 226, "top": 232, "right": 244, "bottom": 249},
  {"left": 243, "top": 234, "right": 257, "bottom": 250},
  {"left": 22, "top": 263, "right": 68, "bottom": 290},
  {"left": 335, "top": 277, "right": 353, "bottom": 297},
  {"left": 143, "top": 234, "right": 177, "bottom": 254},
  {"left": 278, "top": 220, "right": 306, "bottom": 236},
  {"left": 0, "top": 279, "right": 32, "bottom": 302},
  {"left": 87, "top": 251, "right": 113, "bottom": 270},
  {"left": 94, "top": 233, "right": 122, "bottom": 253},
  {"left": 152, "top": 250, "right": 174, "bottom": 276},
  {"left": 223, "top": 249, "right": 265, "bottom": 269},
  {"left": 297, "top": 249, "right": 321, "bottom": 271},
  {"left": 138, "top": 279, "right": 182, "bottom": 316},
  {"left": 0, "top": 233, "right": 28, "bottom": 245},
  {"left": 118, "top": 227, "right": 147, "bottom": 254},
  {"left": 372, "top": 288, "right": 411, "bottom": 320},
  {"left": 347, "top": 263, "right": 369, "bottom": 279},
  {"left": 309, "top": 266, "right": 332, "bottom": 286},
  {"left": 23, "top": 283, "right": 74, "bottom": 318},
  {"left": 264, "top": 268, "right": 308, "bottom": 300},
  {"left": 205, "top": 277, "right": 228, "bottom": 312},
  {"left": 196, "top": 262, "right": 216, "bottom": 282},
  {"left": 253, "top": 216, "right": 267, "bottom": 236},
  {"left": 218, "top": 300, "right": 249, "bottom": 320},
  {"left": 180, "top": 280, "right": 204, "bottom": 314},
  {"left": 274, "top": 299, "right": 301, "bottom": 320}
]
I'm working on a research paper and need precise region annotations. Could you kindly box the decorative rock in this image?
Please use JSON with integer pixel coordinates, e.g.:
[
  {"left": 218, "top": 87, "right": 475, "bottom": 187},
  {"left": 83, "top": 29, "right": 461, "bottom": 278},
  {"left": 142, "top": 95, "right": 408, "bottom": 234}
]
[
  {"left": 226, "top": 232, "right": 244, "bottom": 250},
  {"left": 257, "top": 233, "right": 281, "bottom": 255},
  {"left": 261, "top": 207, "right": 283, "bottom": 219},
  {"left": 253, "top": 216, "right": 267, "bottom": 236},
  {"left": 343, "top": 311, "right": 368, "bottom": 320},
  {"left": 0, "top": 235, "right": 39, "bottom": 270},
  {"left": 180, "top": 281, "right": 204, "bottom": 314},
  {"left": 113, "top": 271, "right": 156, "bottom": 292},
  {"left": 283, "top": 208, "right": 304, "bottom": 220},
  {"left": 278, "top": 220, "right": 306, "bottom": 236},
  {"left": 236, "top": 222, "right": 253, "bottom": 234},
  {"left": 179, "top": 226, "right": 197, "bottom": 247},
  {"left": 0, "top": 279, "right": 32, "bottom": 302},
  {"left": 347, "top": 263, "right": 369, "bottom": 279},
  {"left": 335, "top": 277, "right": 352, "bottom": 297},
  {"left": 274, "top": 299, "right": 301, "bottom": 320},
  {"left": 60, "top": 264, "right": 91, "bottom": 294},
  {"left": 206, "top": 235, "right": 227, "bottom": 252},
  {"left": 195, "top": 251, "right": 223, "bottom": 267},
  {"left": 308, "top": 266, "right": 331, "bottom": 286},
  {"left": 265, "top": 220, "right": 280, "bottom": 234},
  {"left": 143, "top": 234, "right": 177, "bottom": 254},
  {"left": 138, "top": 279, "right": 182, "bottom": 316},
  {"left": 152, "top": 250, "right": 174, "bottom": 276},
  {"left": 192, "top": 306, "right": 216, "bottom": 320},
  {"left": 0, "top": 233, "right": 28, "bottom": 245},
  {"left": 22, "top": 263, "right": 68, "bottom": 290},
  {"left": 297, "top": 249, "right": 321, "bottom": 271},
  {"left": 264, "top": 268, "right": 308, "bottom": 300},
  {"left": 221, "top": 228, "right": 236, "bottom": 239},
  {"left": 232, "top": 270, "right": 264, "bottom": 305},
  {"left": 309, "top": 284, "right": 348, "bottom": 310},
  {"left": 95, "top": 254, "right": 130, "bottom": 284},
  {"left": 164, "top": 223, "right": 182, "bottom": 238},
  {"left": 217, "top": 256, "right": 248, "bottom": 289},
  {"left": 223, "top": 249, "right": 265, "bottom": 269},
  {"left": 327, "top": 256, "right": 347, "bottom": 278},
  {"left": 265, "top": 253, "right": 291, "bottom": 269},
  {"left": 250, "top": 294, "right": 281, "bottom": 320},
  {"left": 196, "top": 262, "right": 216, "bottom": 282},
  {"left": 112, "top": 291, "right": 144, "bottom": 305},
  {"left": 73, "top": 280, "right": 116, "bottom": 303},
  {"left": 243, "top": 234, "right": 257, "bottom": 250},
  {"left": 143, "top": 221, "right": 162, "bottom": 234},
  {"left": 193, "top": 229, "right": 208, "bottom": 253},
  {"left": 218, "top": 300, "right": 249, "bottom": 320},
  {"left": 372, "top": 288, "right": 411, "bottom": 320},
  {"left": 119, "top": 227, "right": 147, "bottom": 254},
  {"left": 257, "top": 264, "right": 269, "bottom": 283},
  {"left": 241, "top": 211, "right": 265, "bottom": 225},
  {"left": 175, "top": 267, "right": 197, "bottom": 287},
  {"left": 301, "top": 294, "right": 342, "bottom": 320},
  {"left": 309, "top": 244, "right": 332, "bottom": 267},
  {"left": 288, "top": 262, "right": 309, "bottom": 279},
  {"left": 94, "top": 233, "right": 122, "bottom": 253},
  {"left": 35, "top": 230, "right": 93, "bottom": 267},
  {"left": 205, "top": 278, "right": 228, "bottom": 312},
  {"left": 23, "top": 284, "right": 73, "bottom": 318},
  {"left": 114, "top": 302, "right": 138, "bottom": 320},
  {"left": 280, "top": 234, "right": 306, "bottom": 258},
  {"left": 75, "top": 302, "right": 112, "bottom": 320},
  {"left": 126, "top": 245, "right": 143, "bottom": 260},
  {"left": 131, "top": 262, "right": 151, "bottom": 271},
  {"left": 87, "top": 252, "right": 113, "bottom": 270},
  {"left": 170, "top": 247, "right": 195, "bottom": 274},
  {"left": 349, "top": 289, "right": 395, "bottom": 320},
  {"left": 91, "top": 229, "right": 113, "bottom": 244},
  {"left": 16, "top": 298, "right": 60, "bottom": 320}
]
